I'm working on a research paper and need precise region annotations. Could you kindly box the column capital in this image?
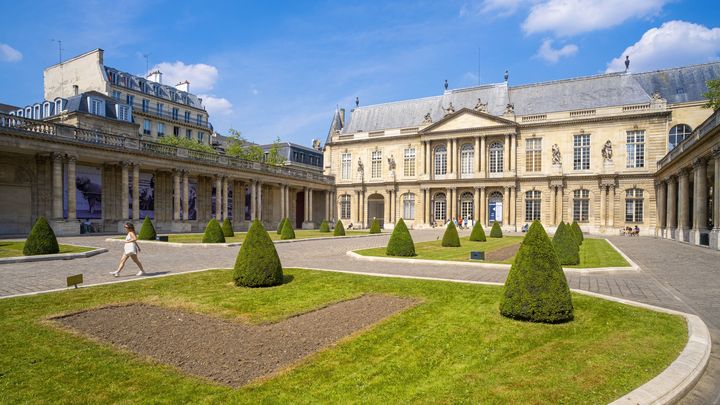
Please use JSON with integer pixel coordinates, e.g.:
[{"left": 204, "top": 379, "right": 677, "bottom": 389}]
[
  {"left": 664, "top": 175, "right": 676, "bottom": 183},
  {"left": 677, "top": 168, "right": 690, "bottom": 178},
  {"left": 52, "top": 152, "right": 64, "bottom": 162},
  {"left": 119, "top": 160, "right": 131, "bottom": 168},
  {"left": 473, "top": 186, "right": 485, "bottom": 191},
  {"left": 712, "top": 145, "right": 720, "bottom": 159},
  {"left": 692, "top": 157, "right": 707, "bottom": 168},
  {"left": 66, "top": 154, "right": 77, "bottom": 163}
]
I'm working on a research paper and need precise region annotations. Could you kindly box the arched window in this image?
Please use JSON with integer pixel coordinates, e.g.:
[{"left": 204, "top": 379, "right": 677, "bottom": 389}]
[
  {"left": 461, "top": 144, "right": 474, "bottom": 175},
  {"left": 669, "top": 124, "right": 692, "bottom": 150},
  {"left": 433, "top": 192, "right": 447, "bottom": 222},
  {"left": 625, "top": 189, "right": 643, "bottom": 223},
  {"left": 340, "top": 194, "right": 351, "bottom": 220},
  {"left": 489, "top": 142, "right": 504, "bottom": 174},
  {"left": 25, "top": 107, "right": 32, "bottom": 118},
  {"left": 573, "top": 189, "right": 589, "bottom": 222},
  {"left": 488, "top": 191, "right": 503, "bottom": 223},
  {"left": 434, "top": 145, "right": 447, "bottom": 176},
  {"left": 460, "top": 192, "right": 474, "bottom": 221},
  {"left": 33, "top": 104, "right": 41, "bottom": 119},
  {"left": 525, "top": 190, "right": 541, "bottom": 222},
  {"left": 402, "top": 193, "right": 415, "bottom": 220}
]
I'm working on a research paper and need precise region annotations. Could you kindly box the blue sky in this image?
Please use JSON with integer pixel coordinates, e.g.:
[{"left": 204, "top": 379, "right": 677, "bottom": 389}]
[{"left": 1, "top": 0, "right": 719, "bottom": 146}]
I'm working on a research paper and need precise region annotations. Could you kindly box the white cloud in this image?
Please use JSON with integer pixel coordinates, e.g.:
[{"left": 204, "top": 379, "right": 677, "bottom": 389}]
[
  {"left": 605, "top": 21, "right": 720, "bottom": 73},
  {"left": 536, "top": 39, "right": 578, "bottom": 63},
  {"left": 151, "top": 61, "right": 218, "bottom": 92},
  {"left": 199, "top": 95, "right": 233, "bottom": 116},
  {"left": 0, "top": 43, "right": 22, "bottom": 62},
  {"left": 523, "top": 0, "right": 669, "bottom": 36},
  {"left": 461, "top": 0, "right": 524, "bottom": 17}
]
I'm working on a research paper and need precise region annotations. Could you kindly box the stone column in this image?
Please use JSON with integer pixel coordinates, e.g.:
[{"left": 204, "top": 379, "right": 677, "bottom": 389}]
[
  {"left": 666, "top": 176, "right": 677, "bottom": 234},
  {"left": 122, "top": 162, "right": 130, "bottom": 221},
  {"left": 132, "top": 164, "right": 140, "bottom": 221},
  {"left": 453, "top": 139, "right": 459, "bottom": 177},
  {"left": 473, "top": 187, "right": 480, "bottom": 223},
  {"left": 693, "top": 159, "right": 708, "bottom": 244},
  {"left": 549, "top": 186, "right": 556, "bottom": 226},
  {"left": 304, "top": 187, "right": 309, "bottom": 222},
  {"left": 447, "top": 139, "right": 452, "bottom": 175},
  {"left": 678, "top": 169, "right": 690, "bottom": 241},
  {"left": 182, "top": 171, "right": 189, "bottom": 221},
  {"left": 480, "top": 136, "right": 486, "bottom": 175},
  {"left": 280, "top": 185, "right": 285, "bottom": 219},
  {"left": 250, "top": 181, "right": 257, "bottom": 221},
  {"left": 67, "top": 156, "right": 77, "bottom": 221},
  {"left": 599, "top": 184, "right": 606, "bottom": 228},
  {"left": 656, "top": 180, "right": 667, "bottom": 232},
  {"left": 421, "top": 189, "right": 427, "bottom": 224},
  {"left": 52, "top": 153, "right": 64, "bottom": 219},
  {"left": 505, "top": 134, "right": 511, "bottom": 174},
  {"left": 503, "top": 186, "right": 510, "bottom": 225},
  {"left": 508, "top": 186, "right": 515, "bottom": 227},
  {"left": 257, "top": 181, "right": 263, "bottom": 221},
  {"left": 214, "top": 176, "right": 222, "bottom": 220},
  {"left": 384, "top": 190, "right": 391, "bottom": 224},
  {"left": 509, "top": 134, "right": 515, "bottom": 173},
  {"left": 479, "top": 187, "right": 486, "bottom": 226},
  {"left": 607, "top": 185, "right": 615, "bottom": 228},
  {"left": 172, "top": 170, "right": 181, "bottom": 221},
  {"left": 222, "top": 177, "right": 229, "bottom": 220},
  {"left": 426, "top": 142, "right": 432, "bottom": 177},
  {"left": 325, "top": 191, "right": 330, "bottom": 221},
  {"left": 556, "top": 186, "right": 564, "bottom": 225},
  {"left": 474, "top": 137, "right": 481, "bottom": 175},
  {"left": 712, "top": 148, "right": 720, "bottom": 249}
]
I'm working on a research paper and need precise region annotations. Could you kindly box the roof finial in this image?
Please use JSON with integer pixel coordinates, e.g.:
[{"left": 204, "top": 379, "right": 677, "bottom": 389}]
[
  {"left": 355, "top": 96, "right": 359, "bottom": 107},
  {"left": 625, "top": 55, "right": 630, "bottom": 72},
  {"left": 504, "top": 70, "right": 509, "bottom": 82},
  {"left": 444, "top": 79, "right": 448, "bottom": 91}
]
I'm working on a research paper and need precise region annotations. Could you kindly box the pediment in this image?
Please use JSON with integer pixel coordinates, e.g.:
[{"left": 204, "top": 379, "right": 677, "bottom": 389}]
[{"left": 421, "top": 108, "right": 516, "bottom": 133}]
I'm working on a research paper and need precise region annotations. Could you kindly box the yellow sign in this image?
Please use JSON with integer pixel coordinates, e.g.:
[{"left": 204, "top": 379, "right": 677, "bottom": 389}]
[{"left": 66, "top": 274, "right": 83, "bottom": 288}]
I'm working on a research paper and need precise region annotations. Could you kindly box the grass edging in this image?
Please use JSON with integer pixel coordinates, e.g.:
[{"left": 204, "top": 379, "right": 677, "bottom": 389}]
[
  {"left": 103, "top": 232, "right": 385, "bottom": 248},
  {"left": 604, "top": 238, "right": 641, "bottom": 270},
  {"left": 0, "top": 246, "right": 107, "bottom": 264}
]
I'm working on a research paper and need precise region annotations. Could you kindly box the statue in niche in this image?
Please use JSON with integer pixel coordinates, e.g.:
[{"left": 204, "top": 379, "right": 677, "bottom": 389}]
[
  {"left": 387, "top": 154, "right": 396, "bottom": 171},
  {"left": 422, "top": 112, "right": 432, "bottom": 124},
  {"left": 602, "top": 140, "right": 613, "bottom": 161},
  {"left": 474, "top": 98, "right": 487, "bottom": 112},
  {"left": 357, "top": 157, "right": 364, "bottom": 178},
  {"left": 551, "top": 144, "right": 562, "bottom": 165},
  {"left": 505, "top": 103, "right": 515, "bottom": 114},
  {"left": 442, "top": 102, "right": 455, "bottom": 117}
]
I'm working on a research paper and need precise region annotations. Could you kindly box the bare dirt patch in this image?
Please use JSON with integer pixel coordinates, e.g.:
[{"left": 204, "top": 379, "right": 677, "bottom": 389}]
[
  {"left": 53, "top": 295, "right": 416, "bottom": 387},
  {"left": 485, "top": 242, "right": 520, "bottom": 262}
]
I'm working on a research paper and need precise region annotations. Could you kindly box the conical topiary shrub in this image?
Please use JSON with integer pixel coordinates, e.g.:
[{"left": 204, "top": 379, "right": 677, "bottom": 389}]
[
  {"left": 442, "top": 221, "right": 461, "bottom": 247},
  {"left": 552, "top": 221, "right": 579, "bottom": 265},
  {"left": 233, "top": 219, "right": 283, "bottom": 287},
  {"left": 202, "top": 218, "right": 226, "bottom": 243},
  {"left": 276, "top": 217, "right": 288, "bottom": 235},
  {"left": 23, "top": 217, "right": 59, "bottom": 256},
  {"left": 222, "top": 218, "right": 234, "bottom": 237},
  {"left": 369, "top": 218, "right": 381, "bottom": 234},
  {"left": 386, "top": 218, "right": 415, "bottom": 256},
  {"left": 499, "top": 220, "right": 574, "bottom": 323},
  {"left": 469, "top": 221, "right": 487, "bottom": 242},
  {"left": 490, "top": 221, "right": 503, "bottom": 238},
  {"left": 319, "top": 220, "right": 330, "bottom": 232},
  {"left": 334, "top": 220, "right": 346, "bottom": 236},
  {"left": 571, "top": 220, "right": 584, "bottom": 245},
  {"left": 280, "top": 218, "right": 296, "bottom": 240},
  {"left": 137, "top": 216, "right": 157, "bottom": 240}
]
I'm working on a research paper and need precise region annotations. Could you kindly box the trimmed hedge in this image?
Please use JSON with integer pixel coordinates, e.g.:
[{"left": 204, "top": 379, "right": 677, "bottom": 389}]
[
  {"left": 137, "top": 216, "right": 157, "bottom": 240},
  {"left": 202, "top": 218, "right": 226, "bottom": 243},
  {"left": 386, "top": 218, "right": 415, "bottom": 256},
  {"left": 233, "top": 219, "right": 283, "bottom": 287},
  {"left": 369, "top": 218, "right": 381, "bottom": 234},
  {"left": 571, "top": 221, "right": 584, "bottom": 245},
  {"left": 277, "top": 218, "right": 288, "bottom": 235},
  {"left": 222, "top": 218, "right": 235, "bottom": 237},
  {"left": 441, "top": 221, "right": 461, "bottom": 247},
  {"left": 490, "top": 221, "right": 503, "bottom": 238},
  {"left": 499, "top": 221, "right": 574, "bottom": 323},
  {"left": 319, "top": 220, "right": 330, "bottom": 233},
  {"left": 469, "top": 221, "right": 487, "bottom": 242},
  {"left": 552, "top": 221, "right": 579, "bottom": 265},
  {"left": 23, "top": 217, "right": 59, "bottom": 256},
  {"left": 334, "top": 220, "right": 346, "bottom": 236},
  {"left": 280, "top": 219, "right": 296, "bottom": 240}
]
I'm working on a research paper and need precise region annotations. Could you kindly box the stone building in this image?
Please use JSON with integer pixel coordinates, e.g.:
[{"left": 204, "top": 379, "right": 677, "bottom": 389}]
[{"left": 323, "top": 63, "right": 720, "bottom": 238}]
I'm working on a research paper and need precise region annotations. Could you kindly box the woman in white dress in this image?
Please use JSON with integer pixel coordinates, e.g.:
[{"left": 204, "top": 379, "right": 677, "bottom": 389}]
[{"left": 111, "top": 222, "right": 146, "bottom": 277}]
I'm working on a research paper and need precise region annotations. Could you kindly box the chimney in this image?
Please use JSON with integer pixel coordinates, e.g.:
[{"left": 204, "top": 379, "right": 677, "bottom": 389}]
[
  {"left": 176, "top": 80, "right": 190, "bottom": 93},
  {"left": 339, "top": 108, "right": 345, "bottom": 128},
  {"left": 147, "top": 70, "right": 163, "bottom": 84}
]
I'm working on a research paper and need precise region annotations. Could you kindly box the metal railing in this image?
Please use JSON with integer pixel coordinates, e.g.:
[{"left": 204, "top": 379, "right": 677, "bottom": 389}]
[{"left": 130, "top": 101, "right": 212, "bottom": 130}]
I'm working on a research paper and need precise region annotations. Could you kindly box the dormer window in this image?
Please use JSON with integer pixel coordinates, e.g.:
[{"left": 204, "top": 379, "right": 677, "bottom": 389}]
[
  {"left": 54, "top": 98, "right": 64, "bottom": 113},
  {"left": 88, "top": 97, "right": 105, "bottom": 117},
  {"left": 116, "top": 105, "right": 131, "bottom": 122}
]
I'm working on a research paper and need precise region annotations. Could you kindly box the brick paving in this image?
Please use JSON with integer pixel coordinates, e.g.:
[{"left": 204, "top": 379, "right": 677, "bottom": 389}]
[{"left": 0, "top": 230, "right": 718, "bottom": 403}]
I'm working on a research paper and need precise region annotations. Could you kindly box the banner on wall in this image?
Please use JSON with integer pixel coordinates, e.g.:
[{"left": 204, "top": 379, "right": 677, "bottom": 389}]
[
  {"left": 210, "top": 187, "right": 234, "bottom": 219},
  {"left": 129, "top": 173, "right": 155, "bottom": 219},
  {"left": 75, "top": 165, "right": 102, "bottom": 219},
  {"left": 180, "top": 181, "right": 198, "bottom": 220}
]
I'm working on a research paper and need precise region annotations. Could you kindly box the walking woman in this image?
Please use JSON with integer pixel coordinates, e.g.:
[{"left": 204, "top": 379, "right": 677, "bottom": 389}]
[{"left": 111, "top": 222, "right": 146, "bottom": 277}]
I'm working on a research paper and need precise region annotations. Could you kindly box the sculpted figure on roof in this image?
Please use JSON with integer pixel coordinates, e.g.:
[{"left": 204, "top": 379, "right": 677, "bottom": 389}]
[
  {"left": 442, "top": 102, "right": 455, "bottom": 117},
  {"left": 505, "top": 103, "right": 515, "bottom": 114},
  {"left": 422, "top": 112, "right": 432, "bottom": 124},
  {"left": 474, "top": 98, "right": 487, "bottom": 112}
]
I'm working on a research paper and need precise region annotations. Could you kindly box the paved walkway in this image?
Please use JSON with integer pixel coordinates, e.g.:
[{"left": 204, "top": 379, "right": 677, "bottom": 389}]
[{"left": 0, "top": 230, "right": 718, "bottom": 403}]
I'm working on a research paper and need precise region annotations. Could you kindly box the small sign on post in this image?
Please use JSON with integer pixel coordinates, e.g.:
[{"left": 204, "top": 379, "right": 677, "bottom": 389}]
[
  {"left": 470, "top": 251, "right": 485, "bottom": 261},
  {"left": 66, "top": 274, "right": 83, "bottom": 289}
]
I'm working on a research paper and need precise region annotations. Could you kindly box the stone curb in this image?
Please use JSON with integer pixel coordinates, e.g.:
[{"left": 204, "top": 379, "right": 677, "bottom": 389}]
[
  {"left": 345, "top": 250, "right": 635, "bottom": 273},
  {"left": 0, "top": 246, "right": 108, "bottom": 264},
  {"left": 104, "top": 232, "right": 384, "bottom": 248},
  {"left": 604, "top": 238, "right": 641, "bottom": 270}
]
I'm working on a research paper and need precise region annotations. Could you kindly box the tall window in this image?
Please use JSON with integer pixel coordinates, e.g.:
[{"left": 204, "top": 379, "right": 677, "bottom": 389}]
[
  {"left": 525, "top": 190, "right": 541, "bottom": 221},
  {"left": 172, "top": 107, "right": 179, "bottom": 120},
  {"left": 89, "top": 98, "right": 104, "bottom": 116},
  {"left": 156, "top": 103, "right": 164, "bottom": 117},
  {"left": 573, "top": 134, "right": 590, "bottom": 170},
  {"left": 341, "top": 153, "right": 352, "bottom": 180},
  {"left": 433, "top": 193, "right": 447, "bottom": 222},
  {"left": 573, "top": 189, "right": 589, "bottom": 222},
  {"left": 197, "top": 114, "right": 203, "bottom": 126},
  {"left": 141, "top": 99, "right": 149, "bottom": 113},
  {"left": 461, "top": 144, "right": 474, "bottom": 175},
  {"left": 371, "top": 150, "right": 382, "bottom": 178},
  {"left": 126, "top": 94, "right": 134, "bottom": 106},
  {"left": 403, "top": 193, "right": 415, "bottom": 219},
  {"left": 186, "top": 129, "right": 192, "bottom": 139},
  {"left": 404, "top": 147, "right": 416, "bottom": 177},
  {"left": 184, "top": 111, "right": 191, "bottom": 123},
  {"left": 460, "top": 192, "right": 474, "bottom": 220},
  {"left": 525, "top": 138, "right": 542, "bottom": 172},
  {"left": 340, "top": 195, "right": 351, "bottom": 219},
  {"left": 434, "top": 145, "right": 447, "bottom": 175},
  {"left": 198, "top": 131, "right": 204, "bottom": 142},
  {"left": 669, "top": 124, "right": 691, "bottom": 150},
  {"left": 625, "top": 189, "right": 644, "bottom": 223},
  {"left": 143, "top": 119, "right": 151, "bottom": 135},
  {"left": 626, "top": 130, "right": 645, "bottom": 168},
  {"left": 489, "top": 142, "right": 504, "bottom": 173},
  {"left": 111, "top": 90, "right": 121, "bottom": 100},
  {"left": 157, "top": 122, "right": 165, "bottom": 137}
]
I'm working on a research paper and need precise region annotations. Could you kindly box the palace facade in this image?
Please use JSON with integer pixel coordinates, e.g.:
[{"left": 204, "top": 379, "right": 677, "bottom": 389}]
[{"left": 323, "top": 63, "right": 720, "bottom": 244}]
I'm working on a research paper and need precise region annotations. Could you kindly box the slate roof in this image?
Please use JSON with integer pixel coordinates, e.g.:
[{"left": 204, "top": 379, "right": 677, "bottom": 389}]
[
  {"left": 64, "top": 91, "right": 129, "bottom": 121},
  {"left": 338, "top": 62, "right": 720, "bottom": 134}
]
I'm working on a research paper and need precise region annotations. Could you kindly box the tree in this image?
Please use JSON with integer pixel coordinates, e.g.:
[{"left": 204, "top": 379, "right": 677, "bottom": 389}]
[
  {"left": 552, "top": 222, "right": 579, "bottom": 265},
  {"left": 704, "top": 79, "right": 720, "bottom": 111},
  {"left": 442, "top": 221, "right": 461, "bottom": 247},
  {"left": 369, "top": 218, "right": 381, "bottom": 234},
  {"left": 334, "top": 220, "right": 346, "bottom": 236},
  {"left": 221, "top": 218, "right": 234, "bottom": 237},
  {"left": 277, "top": 217, "right": 288, "bottom": 235},
  {"left": 137, "top": 216, "right": 157, "bottom": 240},
  {"left": 570, "top": 220, "right": 584, "bottom": 245},
  {"left": 490, "top": 221, "right": 503, "bottom": 238},
  {"left": 469, "top": 221, "right": 487, "bottom": 242},
  {"left": 156, "top": 133, "right": 217, "bottom": 154},
  {"left": 265, "top": 137, "right": 287, "bottom": 166},
  {"left": 319, "top": 220, "right": 330, "bottom": 232},
  {"left": 225, "top": 128, "right": 265, "bottom": 162},
  {"left": 23, "top": 217, "right": 59, "bottom": 256},
  {"left": 233, "top": 219, "right": 283, "bottom": 287},
  {"left": 386, "top": 218, "right": 415, "bottom": 256},
  {"left": 499, "top": 221, "right": 574, "bottom": 323},
  {"left": 202, "top": 218, "right": 226, "bottom": 243},
  {"left": 280, "top": 219, "right": 296, "bottom": 240}
]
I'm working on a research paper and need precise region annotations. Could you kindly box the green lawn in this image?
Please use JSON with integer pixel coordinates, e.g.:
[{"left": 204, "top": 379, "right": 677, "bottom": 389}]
[
  {"left": 355, "top": 237, "right": 630, "bottom": 268},
  {"left": 0, "top": 269, "right": 685, "bottom": 404},
  {"left": 151, "top": 229, "right": 372, "bottom": 243},
  {"left": 0, "top": 241, "right": 93, "bottom": 258}
]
